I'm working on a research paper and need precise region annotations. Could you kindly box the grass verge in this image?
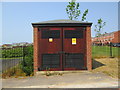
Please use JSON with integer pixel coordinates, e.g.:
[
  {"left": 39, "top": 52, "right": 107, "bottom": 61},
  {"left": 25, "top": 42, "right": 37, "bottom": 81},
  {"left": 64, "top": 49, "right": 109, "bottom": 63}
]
[
  {"left": 2, "top": 65, "right": 33, "bottom": 79},
  {"left": 92, "top": 58, "right": 119, "bottom": 79}
]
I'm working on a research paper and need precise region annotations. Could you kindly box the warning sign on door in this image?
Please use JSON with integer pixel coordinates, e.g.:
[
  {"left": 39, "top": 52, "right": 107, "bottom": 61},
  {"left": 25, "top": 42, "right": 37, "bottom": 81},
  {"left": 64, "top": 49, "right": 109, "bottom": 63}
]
[{"left": 72, "top": 38, "right": 76, "bottom": 45}]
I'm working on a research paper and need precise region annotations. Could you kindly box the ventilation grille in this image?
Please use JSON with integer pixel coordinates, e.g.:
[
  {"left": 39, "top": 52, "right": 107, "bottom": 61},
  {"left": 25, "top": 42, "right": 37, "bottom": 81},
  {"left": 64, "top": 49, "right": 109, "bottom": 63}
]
[
  {"left": 64, "top": 53, "right": 84, "bottom": 69},
  {"left": 64, "top": 30, "right": 83, "bottom": 38},
  {"left": 41, "top": 54, "right": 60, "bottom": 69},
  {"left": 41, "top": 30, "right": 60, "bottom": 38}
]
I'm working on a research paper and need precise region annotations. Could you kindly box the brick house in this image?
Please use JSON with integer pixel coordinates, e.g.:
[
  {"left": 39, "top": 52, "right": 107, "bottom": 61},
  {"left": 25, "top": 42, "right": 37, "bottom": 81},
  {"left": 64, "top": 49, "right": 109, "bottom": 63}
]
[{"left": 92, "top": 30, "right": 120, "bottom": 45}]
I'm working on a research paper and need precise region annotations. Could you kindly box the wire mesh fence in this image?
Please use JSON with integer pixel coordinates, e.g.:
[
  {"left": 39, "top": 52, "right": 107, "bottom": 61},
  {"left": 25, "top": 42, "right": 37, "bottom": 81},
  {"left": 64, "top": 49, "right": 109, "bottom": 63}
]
[
  {"left": 1, "top": 46, "right": 23, "bottom": 73},
  {"left": 1, "top": 45, "right": 33, "bottom": 78}
]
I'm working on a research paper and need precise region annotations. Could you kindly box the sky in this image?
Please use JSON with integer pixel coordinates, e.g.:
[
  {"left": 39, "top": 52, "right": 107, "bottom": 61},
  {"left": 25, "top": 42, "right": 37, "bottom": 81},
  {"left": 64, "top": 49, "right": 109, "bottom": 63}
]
[{"left": 1, "top": 2, "right": 119, "bottom": 44}]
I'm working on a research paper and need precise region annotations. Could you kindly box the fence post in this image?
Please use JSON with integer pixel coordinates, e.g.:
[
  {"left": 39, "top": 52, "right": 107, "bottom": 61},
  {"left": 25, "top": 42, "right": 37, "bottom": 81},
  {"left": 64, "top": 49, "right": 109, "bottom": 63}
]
[
  {"left": 23, "top": 46, "right": 25, "bottom": 66},
  {"left": 110, "top": 42, "right": 112, "bottom": 58}
]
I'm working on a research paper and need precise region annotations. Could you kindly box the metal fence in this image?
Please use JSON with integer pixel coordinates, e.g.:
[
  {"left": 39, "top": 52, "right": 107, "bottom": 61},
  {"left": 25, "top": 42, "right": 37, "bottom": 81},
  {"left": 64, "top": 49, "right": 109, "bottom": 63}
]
[
  {"left": 1, "top": 46, "right": 23, "bottom": 74},
  {"left": 1, "top": 45, "right": 33, "bottom": 75}
]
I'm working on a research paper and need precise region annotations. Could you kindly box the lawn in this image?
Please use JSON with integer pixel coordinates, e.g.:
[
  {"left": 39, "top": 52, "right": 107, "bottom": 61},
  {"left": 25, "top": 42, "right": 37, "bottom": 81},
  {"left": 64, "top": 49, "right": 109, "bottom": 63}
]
[{"left": 92, "top": 46, "right": 120, "bottom": 58}]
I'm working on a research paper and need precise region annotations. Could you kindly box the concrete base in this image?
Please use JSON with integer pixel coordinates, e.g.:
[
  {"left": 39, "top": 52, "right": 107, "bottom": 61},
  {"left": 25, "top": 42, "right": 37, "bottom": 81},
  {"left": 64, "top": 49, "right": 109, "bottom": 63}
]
[{"left": 35, "top": 70, "right": 89, "bottom": 76}]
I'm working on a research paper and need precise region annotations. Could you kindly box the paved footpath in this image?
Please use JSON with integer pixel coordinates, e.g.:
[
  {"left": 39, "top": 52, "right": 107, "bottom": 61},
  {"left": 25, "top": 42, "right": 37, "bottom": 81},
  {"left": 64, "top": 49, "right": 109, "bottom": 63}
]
[{"left": 2, "top": 71, "right": 119, "bottom": 88}]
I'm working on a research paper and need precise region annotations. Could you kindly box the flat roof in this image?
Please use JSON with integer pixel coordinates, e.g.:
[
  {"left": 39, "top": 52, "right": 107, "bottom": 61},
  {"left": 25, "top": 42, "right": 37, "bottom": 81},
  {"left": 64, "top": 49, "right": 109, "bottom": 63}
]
[{"left": 32, "top": 19, "right": 92, "bottom": 27}]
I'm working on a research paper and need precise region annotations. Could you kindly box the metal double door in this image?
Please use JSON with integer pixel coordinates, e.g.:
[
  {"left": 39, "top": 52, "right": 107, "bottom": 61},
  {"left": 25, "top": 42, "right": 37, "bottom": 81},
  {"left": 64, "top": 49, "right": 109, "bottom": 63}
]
[{"left": 39, "top": 27, "right": 86, "bottom": 70}]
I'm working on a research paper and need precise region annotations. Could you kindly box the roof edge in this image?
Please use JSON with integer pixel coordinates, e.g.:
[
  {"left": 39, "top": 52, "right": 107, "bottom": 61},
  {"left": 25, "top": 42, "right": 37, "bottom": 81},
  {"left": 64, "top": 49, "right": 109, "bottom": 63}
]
[{"left": 32, "top": 23, "right": 92, "bottom": 27}]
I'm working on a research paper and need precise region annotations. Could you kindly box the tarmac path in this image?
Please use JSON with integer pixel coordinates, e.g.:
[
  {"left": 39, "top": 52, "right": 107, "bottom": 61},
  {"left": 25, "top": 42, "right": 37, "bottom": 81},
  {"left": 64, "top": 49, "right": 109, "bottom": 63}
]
[{"left": 2, "top": 71, "right": 119, "bottom": 88}]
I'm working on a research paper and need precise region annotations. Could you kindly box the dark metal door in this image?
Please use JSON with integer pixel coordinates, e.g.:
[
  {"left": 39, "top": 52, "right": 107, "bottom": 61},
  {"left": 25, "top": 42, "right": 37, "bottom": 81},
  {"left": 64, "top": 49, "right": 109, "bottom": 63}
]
[
  {"left": 39, "top": 27, "right": 86, "bottom": 71},
  {"left": 63, "top": 27, "right": 86, "bottom": 70},
  {"left": 39, "top": 27, "right": 62, "bottom": 70}
]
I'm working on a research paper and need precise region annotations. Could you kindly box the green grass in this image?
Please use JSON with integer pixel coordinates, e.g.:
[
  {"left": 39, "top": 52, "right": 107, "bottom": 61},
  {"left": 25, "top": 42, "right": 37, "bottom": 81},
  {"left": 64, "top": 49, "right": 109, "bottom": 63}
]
[{"left": 92, "top": 46, "right": 120, "bottom": 58}]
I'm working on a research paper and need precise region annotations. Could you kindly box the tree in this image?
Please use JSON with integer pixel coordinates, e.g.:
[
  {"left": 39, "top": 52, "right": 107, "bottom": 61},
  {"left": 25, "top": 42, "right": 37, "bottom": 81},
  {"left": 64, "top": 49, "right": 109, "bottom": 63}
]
[
  {"left": 94, "top": 18, "right": 106, "bottom": 37},
  {"left": 66, "top": 0, "right": 88, "bottom": 21},
  {"left": 81, "top": 9, "right": 88, "bottom": 21},
  {"left": 66, "top": 0, "right": 80, "bottom": 20}
]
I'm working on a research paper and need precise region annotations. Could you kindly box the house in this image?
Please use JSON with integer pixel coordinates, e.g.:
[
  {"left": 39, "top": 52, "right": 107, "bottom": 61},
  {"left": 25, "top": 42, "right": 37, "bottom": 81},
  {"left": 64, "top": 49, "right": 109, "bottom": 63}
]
[
  {"left": 2, "top": 44, "right": 13, "bottom": 48},
  {"left": 92, "top": 30, "right": 120, "bottom": 45}
]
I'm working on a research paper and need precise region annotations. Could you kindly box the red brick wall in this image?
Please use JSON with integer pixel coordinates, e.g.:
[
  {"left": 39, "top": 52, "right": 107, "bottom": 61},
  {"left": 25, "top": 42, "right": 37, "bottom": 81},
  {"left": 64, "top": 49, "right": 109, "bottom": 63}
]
[
  {"left": 112, "top": 30, "right": 120, "bottom": 43},
  {"left": 86, "top": 26, "right": 92, "bottom": 71},
  {"left": 33, "top": 27, "right": 39, "bottom": 73}
]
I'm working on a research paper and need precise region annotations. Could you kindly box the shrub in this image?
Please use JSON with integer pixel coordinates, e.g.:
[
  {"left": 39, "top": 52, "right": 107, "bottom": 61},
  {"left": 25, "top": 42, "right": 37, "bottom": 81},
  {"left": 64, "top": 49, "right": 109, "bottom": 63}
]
[
  {"left": 20, "top": 46, "right": 33, "bottom": 76},
  {"left": 1, "top": 47, "right": 23, "bottom": 58}
]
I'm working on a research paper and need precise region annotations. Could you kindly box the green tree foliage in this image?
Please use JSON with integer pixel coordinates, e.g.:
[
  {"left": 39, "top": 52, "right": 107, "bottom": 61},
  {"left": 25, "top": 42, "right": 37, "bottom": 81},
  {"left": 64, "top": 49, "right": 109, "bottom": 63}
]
[
  {"left": 21, "top": 46, "right": 33, "bottom": 76},
  {"left": 66, "top": 0, "right": 80, "bottom": 20},
  {"left": 81, "top": 9, "right": 88, "bottom": 21},
  {"left": 94, "top": 18, "right": 106, "bottom": 37},
  {"left": 1, "top": 47, "right": 23, "bottom": 58},
  {"left": 66, "top": 0, "right": 88, "bottom": 21}
]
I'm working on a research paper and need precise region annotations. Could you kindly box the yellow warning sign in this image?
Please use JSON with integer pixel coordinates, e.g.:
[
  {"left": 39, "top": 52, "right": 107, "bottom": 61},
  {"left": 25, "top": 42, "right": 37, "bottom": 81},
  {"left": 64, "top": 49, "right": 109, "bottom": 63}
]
[
  {"left": 72, "top": 38, "right": 76, "bottom": 45},
  {"left": 49, "top": 38, "right": 53, "bottom": 42}
]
